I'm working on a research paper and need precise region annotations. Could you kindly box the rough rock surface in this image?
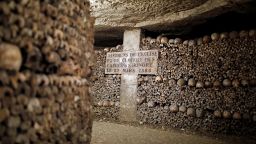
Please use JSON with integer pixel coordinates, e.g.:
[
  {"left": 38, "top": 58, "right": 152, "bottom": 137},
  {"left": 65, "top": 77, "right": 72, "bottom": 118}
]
[{"left": 90, "top": 0, "right": 253, "bottom": 43}]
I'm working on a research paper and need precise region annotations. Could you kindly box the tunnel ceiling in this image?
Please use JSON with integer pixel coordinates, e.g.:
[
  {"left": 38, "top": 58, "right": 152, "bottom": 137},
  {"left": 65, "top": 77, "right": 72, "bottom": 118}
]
[{"left": 90, "top": 0, "right": 256, "bottom": 47}]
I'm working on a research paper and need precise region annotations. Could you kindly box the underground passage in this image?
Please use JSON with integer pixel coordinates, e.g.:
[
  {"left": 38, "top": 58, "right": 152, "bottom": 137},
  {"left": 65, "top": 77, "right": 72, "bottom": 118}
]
[{"left": 0, "top": 0, "right": 256, "bottom": 144}]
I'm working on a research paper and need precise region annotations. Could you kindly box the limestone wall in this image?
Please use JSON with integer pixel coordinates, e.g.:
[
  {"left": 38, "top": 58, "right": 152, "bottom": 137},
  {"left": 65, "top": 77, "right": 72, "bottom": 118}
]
[{"left": 0, "top": 0, "right": 94, "bottom": 143}]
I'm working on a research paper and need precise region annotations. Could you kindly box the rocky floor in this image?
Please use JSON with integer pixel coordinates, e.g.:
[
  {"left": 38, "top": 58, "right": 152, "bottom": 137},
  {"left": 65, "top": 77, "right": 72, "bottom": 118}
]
[{"left": 91, "top": 121, "right": 256, "bottom": 144}]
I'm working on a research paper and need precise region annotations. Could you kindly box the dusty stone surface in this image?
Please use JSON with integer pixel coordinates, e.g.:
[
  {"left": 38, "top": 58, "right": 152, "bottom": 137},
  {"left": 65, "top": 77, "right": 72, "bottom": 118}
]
[
  {"left": 91, "top": 0, "right": 208, "bottom": 27},
  {"left": 91, "top": 121, "right": 256, "bottom": 144},
  {"left": 90, "top": 0, "right": 252, "bottom": 43}
]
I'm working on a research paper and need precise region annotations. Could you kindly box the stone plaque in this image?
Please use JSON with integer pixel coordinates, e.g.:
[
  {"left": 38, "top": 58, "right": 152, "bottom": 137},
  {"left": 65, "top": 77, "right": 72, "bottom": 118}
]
[{"left": 105, "top": 50, "right": 158, "bottom": 75}]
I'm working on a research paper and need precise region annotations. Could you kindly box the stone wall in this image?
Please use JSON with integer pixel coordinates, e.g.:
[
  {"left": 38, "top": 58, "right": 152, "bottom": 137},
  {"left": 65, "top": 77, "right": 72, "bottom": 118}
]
[
  {"left": 92, "top": 29, "right": 256, "bottom": 136},
  {"left": 0, "top": 0, "right": 94, "bottom": 143}
]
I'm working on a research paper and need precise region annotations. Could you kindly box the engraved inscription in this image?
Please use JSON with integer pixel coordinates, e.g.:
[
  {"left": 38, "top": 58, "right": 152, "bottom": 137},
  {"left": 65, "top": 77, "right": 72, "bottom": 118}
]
[{"left": 105, "top": 50, "right": 158, "bottom": 75}]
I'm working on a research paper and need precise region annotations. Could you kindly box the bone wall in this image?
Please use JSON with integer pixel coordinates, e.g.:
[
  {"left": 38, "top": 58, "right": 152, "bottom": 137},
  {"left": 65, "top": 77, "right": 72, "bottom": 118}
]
[
  {"left": 137, "top": 30, "right": 256, "bottom": 135},
  {"left": 0, "top": 0, "right": 94, "bottom": 143},
  {"left": 92, "top": 46, "right": 123, "bottom": 120},
  {"left": 92, "top": 29, "right": 256, "bottom": 135}
]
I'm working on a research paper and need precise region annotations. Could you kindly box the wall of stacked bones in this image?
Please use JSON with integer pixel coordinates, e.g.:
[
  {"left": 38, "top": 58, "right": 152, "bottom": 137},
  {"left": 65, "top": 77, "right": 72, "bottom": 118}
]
[
  {"left": 0, "top": 0, "right": 94, "bottom": 143},
  {"left": 92, "top": 46, "right": 122, "bottom": 120},
  {"left": 93, "top": 29, "right": 256, "bottom": 135}
]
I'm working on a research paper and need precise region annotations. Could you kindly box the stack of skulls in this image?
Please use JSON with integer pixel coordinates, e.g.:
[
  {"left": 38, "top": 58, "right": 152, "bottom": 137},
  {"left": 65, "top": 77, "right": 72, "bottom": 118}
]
[
  {"left": 136, "top": 29, "right": 256, "bottom": 135},
  {"left": 90, "top": 45, "right": 123, "bottom": 121},
  {"left": 0, "top": 0, "right": 94, "bottom": 143}
]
